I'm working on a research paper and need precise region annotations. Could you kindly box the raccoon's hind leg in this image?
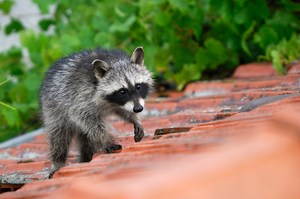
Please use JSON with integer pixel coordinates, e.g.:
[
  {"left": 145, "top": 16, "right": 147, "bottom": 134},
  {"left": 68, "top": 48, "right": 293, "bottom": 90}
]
[
  {"left": 76, "top": 132, "right": 122, "bottom": 162},
  {"left": 90, "top": 130, "right": 122, "bottom": 154},
  {"left": 101, "top": 132, "right": 122, "bottom": 153},
  {"left": 76, "top": 133, "right": 96, "bottom": 162},
  {"left": 47, "top": 126, "right": 73, "bottom": 177}
]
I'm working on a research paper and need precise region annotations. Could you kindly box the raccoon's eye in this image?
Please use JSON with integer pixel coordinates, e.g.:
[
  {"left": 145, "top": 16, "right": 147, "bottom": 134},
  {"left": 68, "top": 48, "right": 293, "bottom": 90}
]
[
  {"left": 136, "top": 84, "right": 141, "bottom": 90},
  {"left": 119, "top": 89, "right": 127, "bottom": 95}
]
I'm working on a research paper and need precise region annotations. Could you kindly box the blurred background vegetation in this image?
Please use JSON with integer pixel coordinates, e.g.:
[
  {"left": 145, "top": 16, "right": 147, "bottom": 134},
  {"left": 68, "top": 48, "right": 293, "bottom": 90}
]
[{"left": 0, "top": 0, "right": 299, "bottom": 142}]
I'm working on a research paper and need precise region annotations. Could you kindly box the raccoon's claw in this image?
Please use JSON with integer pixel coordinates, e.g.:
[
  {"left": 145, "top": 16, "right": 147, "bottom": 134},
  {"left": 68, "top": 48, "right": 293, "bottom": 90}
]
[
  {"left": 48, "top": 168, "right": 58, "bottom": 179},
  {"left": 48, "top": 161, "right": 64, "bottom": 178},
  {"left": 104, "top": 143, "right": 122, "bottom": 153},
  {"left": 134, "top": 124, "right": 144, "bottom": 142}
]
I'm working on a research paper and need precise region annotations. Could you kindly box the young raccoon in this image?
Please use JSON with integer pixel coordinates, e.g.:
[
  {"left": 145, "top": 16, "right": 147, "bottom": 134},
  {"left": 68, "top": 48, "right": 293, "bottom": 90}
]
[{"left": 40, "top": 47, "right": 153, "bottom": 176}]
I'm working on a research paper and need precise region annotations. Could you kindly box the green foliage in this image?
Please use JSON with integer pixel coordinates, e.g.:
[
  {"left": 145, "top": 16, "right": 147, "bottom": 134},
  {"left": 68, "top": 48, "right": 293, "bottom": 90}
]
[
  {"left": 0, "top": 0, "right": 300, "bottom": 141},
  {"left": 0, "top": 47, "right": 39, "bottom": 141},
  {"left": 262, "top": 34, "right": 300, "bottom": 74}
]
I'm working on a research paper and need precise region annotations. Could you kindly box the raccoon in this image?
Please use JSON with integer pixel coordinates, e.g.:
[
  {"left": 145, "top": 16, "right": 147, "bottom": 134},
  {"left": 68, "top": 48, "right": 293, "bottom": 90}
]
[{"left": 40, "top": 47, "right": 153, "bottom": 176}]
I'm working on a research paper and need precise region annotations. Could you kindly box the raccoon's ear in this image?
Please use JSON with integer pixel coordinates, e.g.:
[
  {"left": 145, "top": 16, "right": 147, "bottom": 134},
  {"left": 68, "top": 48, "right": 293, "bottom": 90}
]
[
  {"left": 130, "top": 46, "right": 144, "bottom": 65},
  {"left": 92, "top": 59, "right": 110, "bottom": 78}
]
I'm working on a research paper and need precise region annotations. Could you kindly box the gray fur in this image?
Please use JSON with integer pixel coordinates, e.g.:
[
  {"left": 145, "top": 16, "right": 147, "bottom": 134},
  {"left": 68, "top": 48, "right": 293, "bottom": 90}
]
[{"left": 40, "top": 47, "right": 153, "bottom": 176}]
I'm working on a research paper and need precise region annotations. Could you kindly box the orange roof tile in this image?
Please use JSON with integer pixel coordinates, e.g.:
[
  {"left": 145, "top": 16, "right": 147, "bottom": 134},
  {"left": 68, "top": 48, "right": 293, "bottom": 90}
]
[{"left": 0, "top": 63, "right": 300, "bottom": 198}]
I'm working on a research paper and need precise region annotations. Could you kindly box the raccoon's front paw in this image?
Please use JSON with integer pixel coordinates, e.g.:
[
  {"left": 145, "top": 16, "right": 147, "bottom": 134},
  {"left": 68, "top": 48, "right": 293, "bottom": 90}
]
[
  {"left": 104, "top": 143, "right": 122, "bottom": 153},
  {"left": 134, "top": 124, "right": 144, "bottom": 142}
]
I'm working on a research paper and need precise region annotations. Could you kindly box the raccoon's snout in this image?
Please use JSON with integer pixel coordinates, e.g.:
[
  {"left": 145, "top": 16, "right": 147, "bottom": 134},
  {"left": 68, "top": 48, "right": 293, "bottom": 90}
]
[
  {"left": 133, "top": 104, "right": 143, "bottom": 113},
  {"left": 123, "top": 100, "right": 144, "bottom": 113}
]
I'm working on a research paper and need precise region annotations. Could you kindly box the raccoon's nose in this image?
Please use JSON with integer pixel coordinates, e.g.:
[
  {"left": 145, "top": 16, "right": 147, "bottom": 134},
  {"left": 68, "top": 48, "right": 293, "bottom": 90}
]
[{"left": 133, "top": 104, "right": 143, "bottom": 113}]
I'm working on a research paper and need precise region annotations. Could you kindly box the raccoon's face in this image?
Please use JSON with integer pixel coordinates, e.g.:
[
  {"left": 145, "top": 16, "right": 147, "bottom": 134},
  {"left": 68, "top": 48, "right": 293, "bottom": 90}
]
[
  {"left": 105, "top": 81, "right": 149, "bottom": 113},
  {"left": 92, "top": 47, "right": 153, "bottom": 113}
]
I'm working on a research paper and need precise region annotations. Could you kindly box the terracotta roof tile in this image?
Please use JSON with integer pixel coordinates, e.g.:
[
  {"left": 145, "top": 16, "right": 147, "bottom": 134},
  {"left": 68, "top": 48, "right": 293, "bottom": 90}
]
[
  {"left": 233, "top": 62, "right": 277, "bottom": 78},
  {"left": 0, "top": 63, "right": 300, "bottom": 198},
  {"left": 287, "top": 63, "right": 300, "bottom": 74}
]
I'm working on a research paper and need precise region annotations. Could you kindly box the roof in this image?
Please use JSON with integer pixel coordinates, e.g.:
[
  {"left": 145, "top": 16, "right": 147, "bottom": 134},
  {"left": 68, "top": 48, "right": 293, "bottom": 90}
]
[{"left": 1, "top": 62, "right": 300, "bottom": 199}]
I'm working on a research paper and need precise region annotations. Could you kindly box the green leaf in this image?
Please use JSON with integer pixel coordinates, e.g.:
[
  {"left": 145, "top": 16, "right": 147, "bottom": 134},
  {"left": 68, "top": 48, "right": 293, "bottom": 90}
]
[
  {"left": 1, "top": 105, "right": 20, "bottom": 127},
  {"left": 168, "top": 0, "right": 189, "bottom": 13},
  {"left": 32, "top": 0, "right": 56, "bottom": 14},
  {"left": 174, "top": 64, "right": 201, "bottom": 90},
  {"left": 264, "top": 34, "right": 300, "bottom": 73},
  {"left": 254, "top": 26, "right": 279, "bottom": 49},
  {"left": 20, "top": 30, "right": 51, "bottom": 66},
  {"left": 204, "top": 38, "right": 227, "bottom": 68},
  {"left": 195, "top": 48, "right": 210, "bottom": 68},
  {"left": 0, "top": 0, "right": 14, "bottom": 14},
  {"left": 8, "top": 84, "right": 28, "bottom": 103},
  {"left": 155, "top": 12, "right": 171, "bottom": 27},
  {"left": 114, "top": 5, "right": 126, "bottom": 17},
  {"left": 252, "top": 0, "right": 270, "bottom": 19},
  {"left": 0, "top": 102, "right": 16, "bottom": 111},
  {"left": 266, "top": 11, "right": 298, "bottom": 39},
  {"left": 270, "top": 50, "right": 285, "bottom": 75},
  {"left": 4, "top": 18, "right": 24, "bottom": 35},
  {"left": 241, "top": 21, "right": 256, "bottom": 56},
  {"left": 94, "top": 32, "right": 113, "bottom": 48},
  {"left": 0, "top": 79, "right": 10, "bottom": 86},
  {"left": 150, "top": 0, "right": 166, "bottom": 5},
  {"left": 59, "top": 34, "right": 81, "bottom": 52},
  {"left": 39, "top": 19, "right": 55, "bottom": 31},
  {"left": 281, "top": 0, "right": 300, "bottom": 11},
  {"left": 109, "top": 15, "right": 136, "bottom": 33}
]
